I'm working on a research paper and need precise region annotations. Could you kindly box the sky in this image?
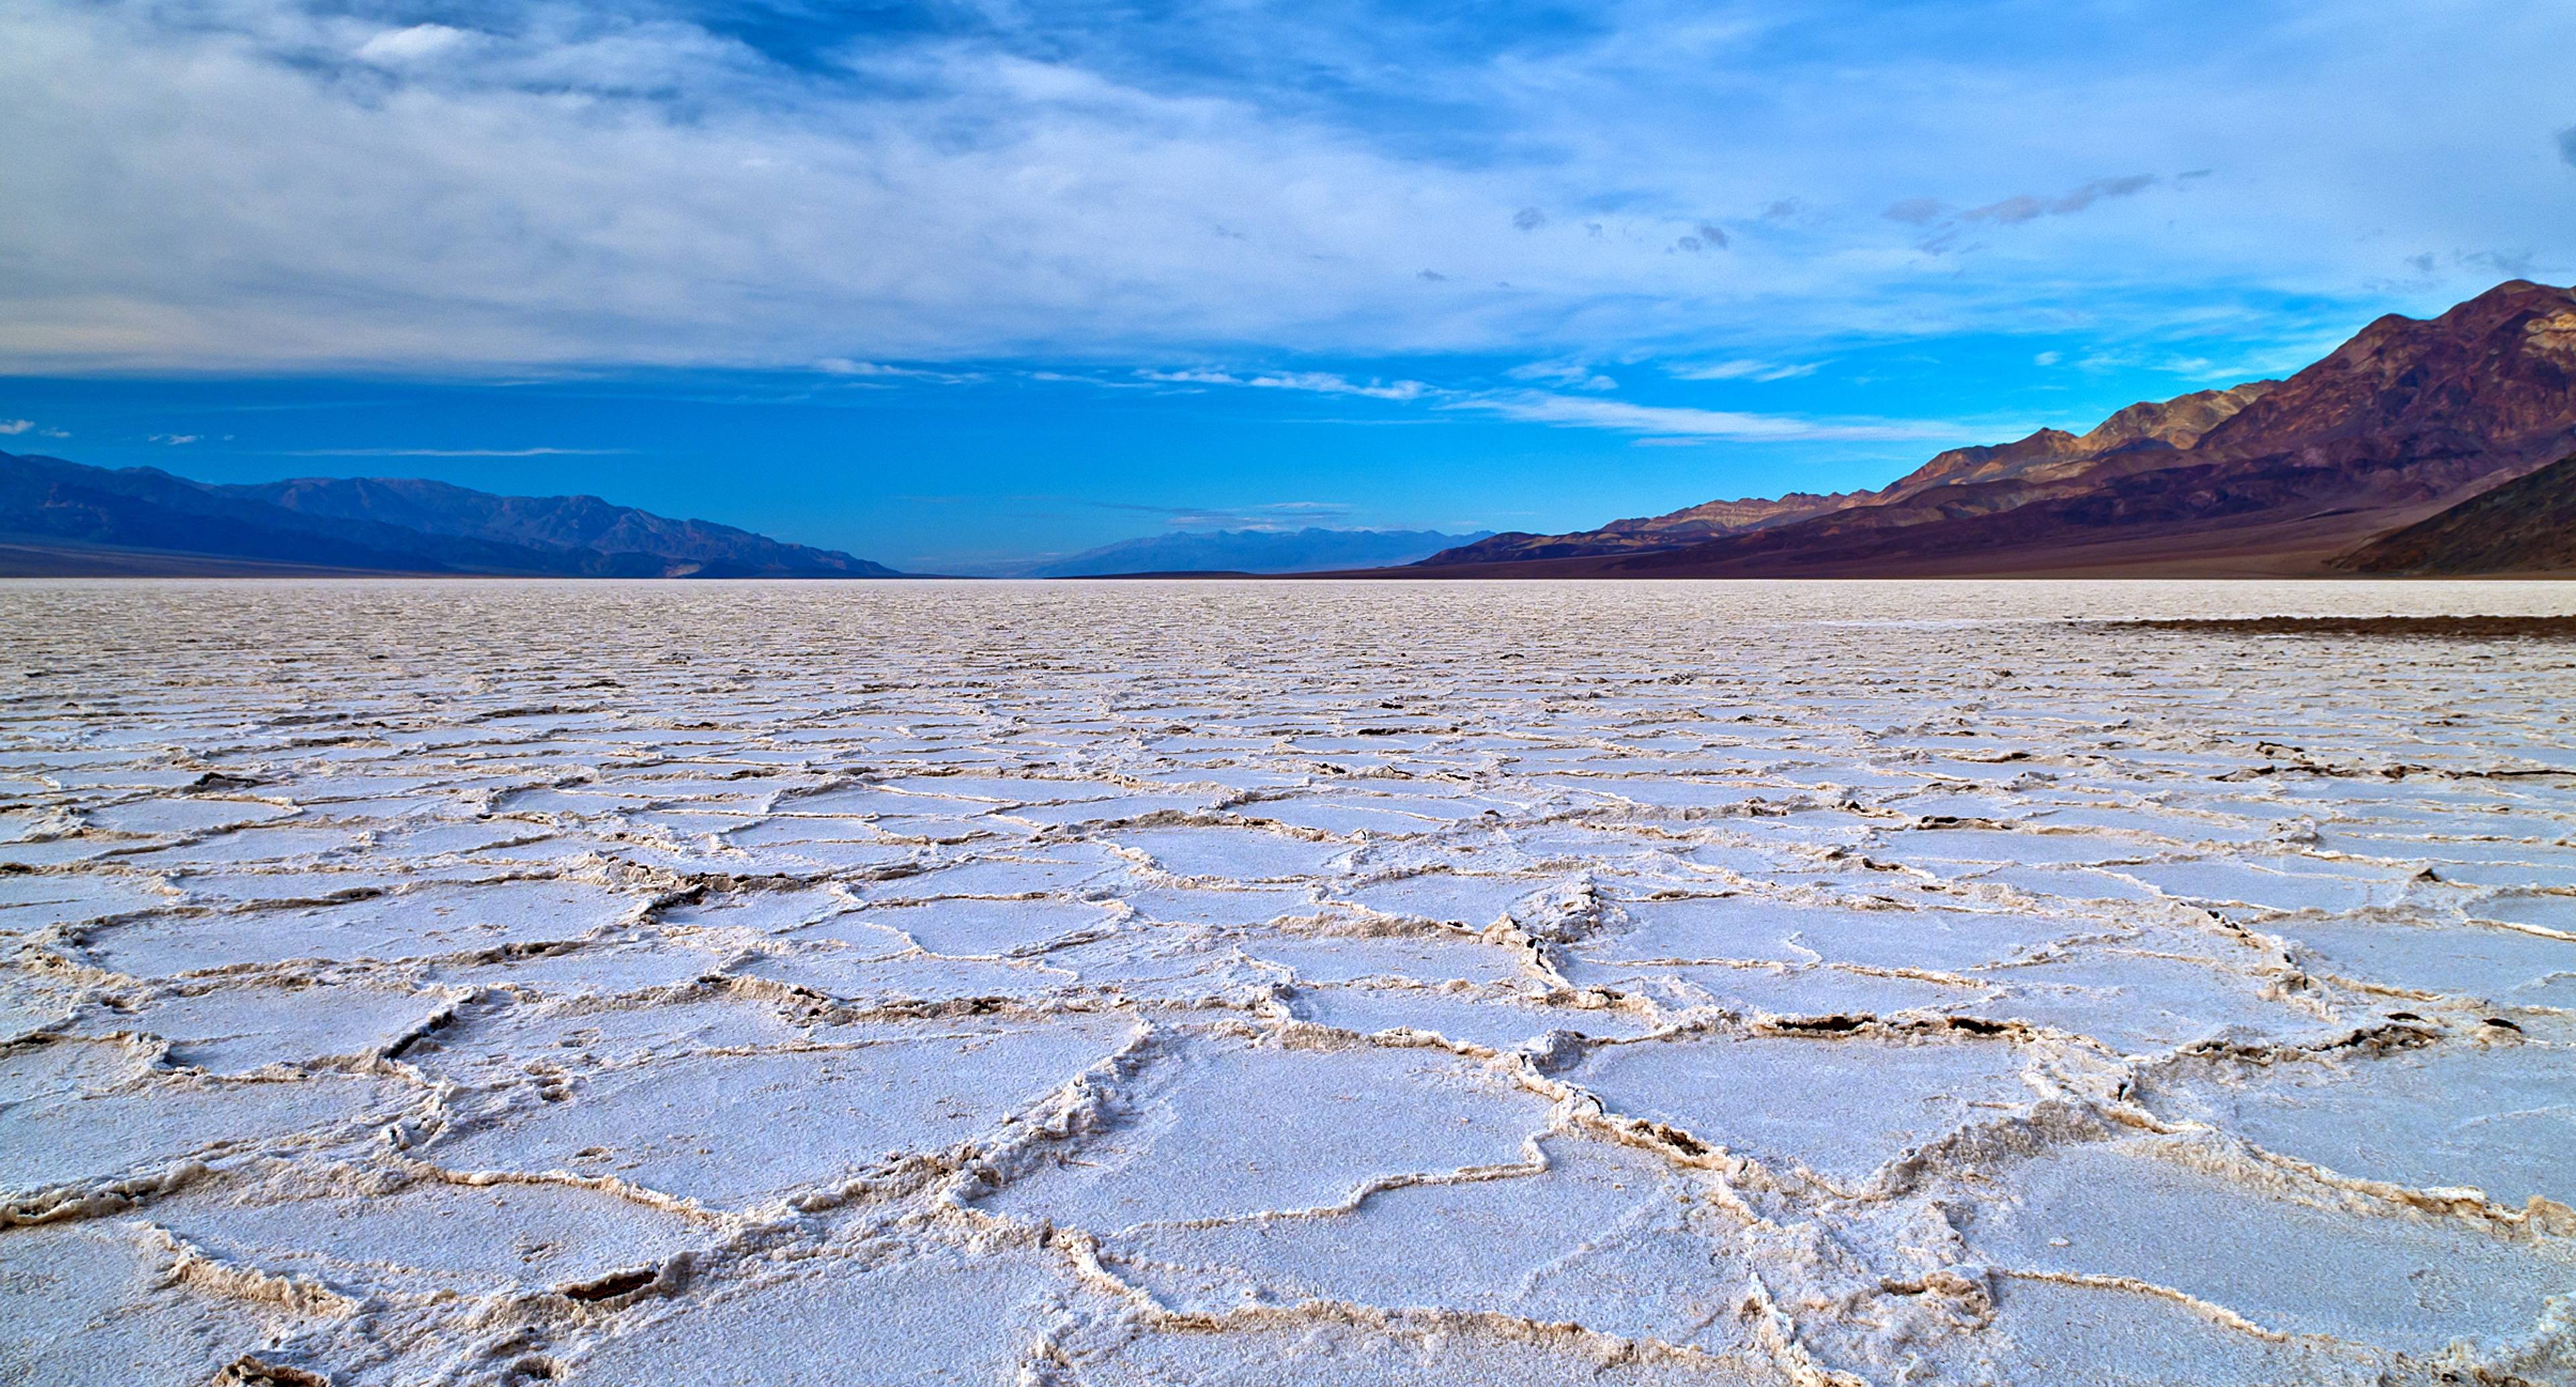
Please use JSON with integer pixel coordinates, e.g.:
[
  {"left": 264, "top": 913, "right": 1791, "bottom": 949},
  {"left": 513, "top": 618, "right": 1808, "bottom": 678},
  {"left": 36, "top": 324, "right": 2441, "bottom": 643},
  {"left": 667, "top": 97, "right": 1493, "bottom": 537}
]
[{"left": 4, "top": 0, "right": 2573, "bottom": 572}]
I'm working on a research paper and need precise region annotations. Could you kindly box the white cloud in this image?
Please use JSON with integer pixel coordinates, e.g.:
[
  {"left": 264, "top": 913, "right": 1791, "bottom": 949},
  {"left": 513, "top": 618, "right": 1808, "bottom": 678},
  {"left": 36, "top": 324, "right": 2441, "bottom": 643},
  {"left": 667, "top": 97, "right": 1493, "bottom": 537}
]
[
  {"left": 1507, "top": 360, "right": 1618, "bottom": 390},
  {"left": 1664, "top": 359, "right": 1821, "bottom": 382},
  {"left": 1138, "top": 369, "right": 1430, "bottom": 401},
  {"left": 355, "top": 23, "right": 472, "bottom": 66},
  {"left": 0, "top": 0, "right": 2570, "bottom": 372},
  {"left": 148, "top": 433, "right": 201, "bottom": 445},
  {"left": 816, "top": 359, "right": 983, "bottom": 384},
  {"left": 1449, "top": 392, "right": 1953, "bottom": 442},
  {"left": 0, "top": 419, "right": 32, "bottom": 435}
]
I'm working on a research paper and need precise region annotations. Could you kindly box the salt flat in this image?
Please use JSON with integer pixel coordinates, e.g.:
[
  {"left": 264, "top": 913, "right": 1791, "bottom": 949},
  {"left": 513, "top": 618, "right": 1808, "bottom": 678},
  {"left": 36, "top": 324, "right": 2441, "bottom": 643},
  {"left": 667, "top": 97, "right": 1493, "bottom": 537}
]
[{"left": 1, "top": 577, "right": 2572, "bottom": 1386}]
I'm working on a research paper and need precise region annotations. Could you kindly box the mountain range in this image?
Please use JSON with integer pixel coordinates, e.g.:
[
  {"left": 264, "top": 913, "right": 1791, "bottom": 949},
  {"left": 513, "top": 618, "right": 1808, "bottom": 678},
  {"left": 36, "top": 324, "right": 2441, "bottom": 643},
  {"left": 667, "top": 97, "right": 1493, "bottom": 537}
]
[
  {"left": 1023, "top": 527, "right": 1491, "bottom": 577},
  {"left": 1415, "top": 279, "right": 2576, "bottom": 577},
  {"left": 5, "top": 279, "right": 2567, "bottom": 581},
  {"left": 0, "top": 457, "right": 902, "bottom": 577}
]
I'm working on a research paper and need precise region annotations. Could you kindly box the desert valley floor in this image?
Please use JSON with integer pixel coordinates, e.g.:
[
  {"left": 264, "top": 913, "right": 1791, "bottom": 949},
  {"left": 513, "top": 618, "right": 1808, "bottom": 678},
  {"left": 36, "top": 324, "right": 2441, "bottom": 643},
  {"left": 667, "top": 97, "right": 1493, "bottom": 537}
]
[{"left": 1, "top": 579, "right": 2572, "bottom": 1387}]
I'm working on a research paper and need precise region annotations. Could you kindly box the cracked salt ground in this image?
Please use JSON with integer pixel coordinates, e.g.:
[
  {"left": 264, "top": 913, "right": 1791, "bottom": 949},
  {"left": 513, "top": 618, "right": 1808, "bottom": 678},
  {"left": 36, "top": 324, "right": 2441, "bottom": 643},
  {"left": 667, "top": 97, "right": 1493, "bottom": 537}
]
[{"left": 1, "top": 580, "right": 2574, "bottom": 1386}]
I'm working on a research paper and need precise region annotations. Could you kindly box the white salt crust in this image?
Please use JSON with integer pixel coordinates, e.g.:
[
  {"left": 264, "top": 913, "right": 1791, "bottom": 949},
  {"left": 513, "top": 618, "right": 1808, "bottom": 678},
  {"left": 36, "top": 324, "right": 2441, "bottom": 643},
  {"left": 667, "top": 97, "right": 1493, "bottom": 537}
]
[{"left": 0, "top": 577, "right": 2571, "bottom": 1386}]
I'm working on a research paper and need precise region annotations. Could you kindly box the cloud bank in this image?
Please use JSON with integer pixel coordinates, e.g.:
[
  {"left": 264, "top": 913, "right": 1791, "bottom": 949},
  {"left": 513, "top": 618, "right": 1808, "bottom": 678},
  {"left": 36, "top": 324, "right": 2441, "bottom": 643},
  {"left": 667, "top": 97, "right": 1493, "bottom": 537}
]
[{"left": 3, "top": 0, "right": 2571, "bottom": 373}]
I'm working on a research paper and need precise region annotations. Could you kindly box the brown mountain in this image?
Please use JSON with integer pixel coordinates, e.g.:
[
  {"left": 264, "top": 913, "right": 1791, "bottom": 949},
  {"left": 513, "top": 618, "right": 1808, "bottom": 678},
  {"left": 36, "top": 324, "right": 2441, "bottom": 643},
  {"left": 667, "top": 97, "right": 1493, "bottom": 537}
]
[
  {"left": 2332, "top": 451, "right": 2576, "bottom": 575},
  {"left": 1413, "top": 280, "right": 2576, "bottom": 577},
  {"left": 1425, "top": 382, "right": 2280, "bottom": 566},
  {"left": 1426, "top": 488, "right": 1874, "bottom": 564}
]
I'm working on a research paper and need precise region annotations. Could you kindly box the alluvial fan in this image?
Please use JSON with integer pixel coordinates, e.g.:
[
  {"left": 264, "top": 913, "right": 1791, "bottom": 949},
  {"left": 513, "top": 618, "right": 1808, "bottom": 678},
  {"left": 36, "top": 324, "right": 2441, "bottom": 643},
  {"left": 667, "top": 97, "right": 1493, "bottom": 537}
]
[{"left": 1, "top": 578, "right": 2572, "bottom": 1387}]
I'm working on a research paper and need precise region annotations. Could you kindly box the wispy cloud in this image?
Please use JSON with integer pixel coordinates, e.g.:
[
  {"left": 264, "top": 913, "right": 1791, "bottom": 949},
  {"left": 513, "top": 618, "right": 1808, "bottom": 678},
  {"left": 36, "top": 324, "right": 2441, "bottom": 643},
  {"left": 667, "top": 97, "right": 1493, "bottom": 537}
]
[
  {"left": 1888, "top": 174, "right": 2165, "bottom": 256},
  {"left": 1129, "top": 364, "right": 1941, "bottom": 442},
  {"left": 1664, "top": 359, "right": 1822, "bottom": 382},
  {"left": 1964, "top": 175, "right": 2157, "bottom": 225},
  {"left": 1507, "top": 359, "right": 1618, "bottom": 390},
  {"left": 148, "top": 433, "right": 200, "bottom": 445},
  {"left": 0, "top": 419, "right": 32, "bottom": 435},
  {"left": 1448, "top": 392, "right": 1953, "bottom": 441},
  {"left": 1137, "top": 369, "right": 1430, "bottom": 401},
  {"left": 816, "top": 359, "right": 983, "bottom": 384}
]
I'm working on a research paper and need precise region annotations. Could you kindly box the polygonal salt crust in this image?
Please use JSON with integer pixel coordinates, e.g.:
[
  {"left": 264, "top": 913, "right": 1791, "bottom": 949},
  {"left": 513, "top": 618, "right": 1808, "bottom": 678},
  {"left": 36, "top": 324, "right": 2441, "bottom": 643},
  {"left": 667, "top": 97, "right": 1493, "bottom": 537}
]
[
  {"left": 1579, "top": 895, "right": 2078, "bottom": 973},
  {"left": 2116, "top": 859, "right": 2409, "bottom": 915},
  {"left": 145, "top": 1170, "right": 718, "bottom": 1298},
  {"left": 1081, "top": 1319, "right": 1784, "bottom": 1386},
  {"left": 863, "top": 853, "right": 1130, "bottom": 899},
  {"left": 1236, "top": 929, "right": 1534, "bottom": 988},
  {"left": 0, "top": 873, "right": 172, "bottom": 932},
  {"left": 829, "top": 895, "right": 1122, "bottom": 956},
  {"left": 1569, "top": 1028, "right": 2039, "bottom": 1189},
  {"left": 2266, "top": 917, "right": 2576, "bottom": 1005},
  {"left": 0, "top": 1072, "right": 419, "bottom": 1195},
  {"left": 170, "top": 867, "right": 467, "bottom": 907},
  {"left": 397, "top": 993, "right": 817, "bottom": 1084},
  {"left": 1560, "top": 959, "right": 1988, "bottom": 1021},
  {"left": 1107, "top": 826, "right": 1352, "bottom": 881},
  {"left": 1289, "top": 984, "right": 1653, "bottom": 1053},
  {"left": 975, "top": 1030, "right": 1554, "bottom": 1231},
  {"left": 1975, "top": 1273, "right": 2388, "bottom": 1386},
  {"left": 0, "top": 1035, "right": 160, "bottom": 1104},
  {"left": 80, "top": 879, "right": 644, "bottom": 976},
  {"left": 0, "top": 1220, "right": 331, "bottom": 1387},
  {"left": 1107, "top": 1133, "right": 1765, "bottom": 1357},
  {"left": 82, "top": 797, "right": 298, "bottom": 837},
  {"left": 418, "top": 938, "right": 733, "bottom": 998},
  {"left": 654, "top": 885, "right": 859, "bottom": 937},
  {"left": 1868, "top": 828, "right": 2156, "bottom": 867},
  {"left": 1234, "top": 797, "right": 1449, "bottom": 836},
  {"left": 419, "top": 1013, "right": 1137, "bottom": 1207},
  {"left": 1332, "top": 874, "right": 1547, "bottom": 928},
  {"left": 555, "top": 1244, "right": 1074, "bottom": 1386},
  {"left": 1965, "top": 863, "right": 2167, "bottom": 902},
  {"left": 8, "top": 581, "right": 2576, "bottom": 1387},
  {"left": 2136, "top": 1038, "right": 2576, "bottom": 1209},
  {"left": 1003, "top": 791, "right": 1234, "bottom": 828},
  {"left": 1968, "top": 950, "right": 2340, "bottom": 1055},
  {"left": 730, "top": 948, "right": 1071, "bottom": 1007},
  {"left": 93, "top": 982, "right": 451, "bottom": 1074},
  {"left": 1959, "top": 1137, "right": 2576, "bottom": 1359},
  {"left": 1114, "top": 884, "right": 1316, "bottom": 926}
]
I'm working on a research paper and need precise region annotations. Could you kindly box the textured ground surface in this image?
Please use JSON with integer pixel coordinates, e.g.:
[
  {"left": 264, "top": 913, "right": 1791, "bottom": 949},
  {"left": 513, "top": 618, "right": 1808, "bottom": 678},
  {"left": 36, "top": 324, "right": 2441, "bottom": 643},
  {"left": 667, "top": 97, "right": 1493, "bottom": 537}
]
[{"left": 1, "top": 578, "right": 2572, "bottom": 1387}]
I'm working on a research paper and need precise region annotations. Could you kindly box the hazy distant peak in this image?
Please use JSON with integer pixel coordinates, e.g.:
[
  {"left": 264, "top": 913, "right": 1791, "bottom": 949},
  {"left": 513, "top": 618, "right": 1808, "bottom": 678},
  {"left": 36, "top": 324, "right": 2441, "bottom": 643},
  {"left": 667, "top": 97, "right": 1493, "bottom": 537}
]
[{"left": 1026, "top": 526, "right": 1491, "bottom": 577}]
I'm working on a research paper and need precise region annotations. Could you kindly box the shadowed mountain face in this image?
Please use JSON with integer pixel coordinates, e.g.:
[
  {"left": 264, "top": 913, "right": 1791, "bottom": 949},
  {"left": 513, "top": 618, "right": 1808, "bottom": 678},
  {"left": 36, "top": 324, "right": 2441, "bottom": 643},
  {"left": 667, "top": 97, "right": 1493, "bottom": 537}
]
[
  {"left": 2334, "top": 452, "right": 2576, "bottom": 575},
  {"left": 1419, "top": 280, "right": 2576, "bottom": 577},
  {"left": 0, "top": 453, "right": 901, "bottom": 577},
  {"left": 1026, "top": 527, "right": 1493, "bottom": 577}
]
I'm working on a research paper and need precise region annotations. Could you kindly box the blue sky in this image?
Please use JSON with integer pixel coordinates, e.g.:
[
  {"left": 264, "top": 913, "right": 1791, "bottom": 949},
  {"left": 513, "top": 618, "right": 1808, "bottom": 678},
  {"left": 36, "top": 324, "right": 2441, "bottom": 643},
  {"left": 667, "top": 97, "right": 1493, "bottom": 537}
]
[{"left": 4, "top": 0, "right": 2573, "bottom": 571}]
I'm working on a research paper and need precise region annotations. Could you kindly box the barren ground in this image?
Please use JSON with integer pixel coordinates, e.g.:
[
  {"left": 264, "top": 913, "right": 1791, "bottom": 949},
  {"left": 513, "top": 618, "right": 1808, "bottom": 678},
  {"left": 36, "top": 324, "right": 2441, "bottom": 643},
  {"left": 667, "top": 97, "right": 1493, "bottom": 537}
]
[{"left": 2, "top": 579, "right": 2571, "bottom": 1386}]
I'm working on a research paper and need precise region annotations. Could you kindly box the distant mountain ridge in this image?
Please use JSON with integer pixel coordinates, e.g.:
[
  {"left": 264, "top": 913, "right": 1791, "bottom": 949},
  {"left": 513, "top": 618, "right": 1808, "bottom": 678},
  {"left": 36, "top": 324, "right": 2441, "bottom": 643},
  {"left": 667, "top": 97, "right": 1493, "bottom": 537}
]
[
  {"left": 1026, "top": 526, "right": 1491, "bottom": 577},
  {"left": 0, "top": 453, "right": 901, "bottom": 577},
  {"left": 1417, "top": 280, "right": 2576, "bottom": 577}
]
